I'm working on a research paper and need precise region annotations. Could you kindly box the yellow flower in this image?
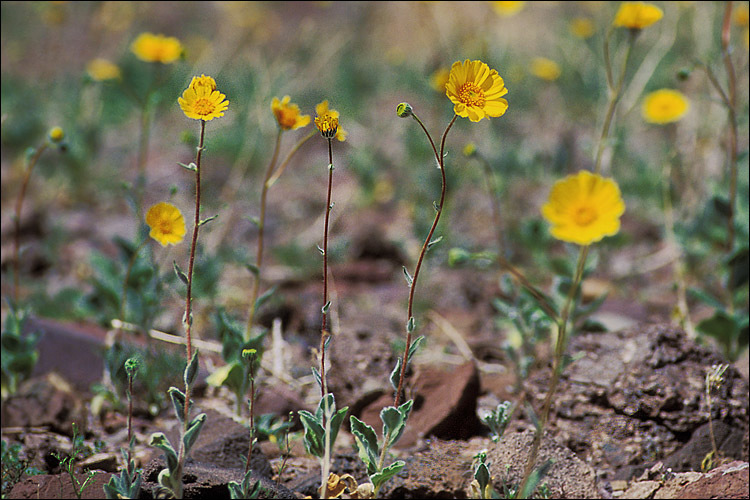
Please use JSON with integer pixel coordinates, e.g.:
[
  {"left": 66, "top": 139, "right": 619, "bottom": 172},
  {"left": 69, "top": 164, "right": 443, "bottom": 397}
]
[
  {"left": 446, "top": 59, "right": 508, "bottom": 122},
  {"left": 178, "top": 75, "right": 229, "bottom": 121},
  {"left": 49, "top": 127, "right": 64, "bottom": 143},
  {"left": 271, "top": 96, "right": 311, "bottom": 130},
  {"left": 430, "top": 67, "right": 450, "bottom": 93},
  {"left": 314, "top": 100, "right": 344, "bottom": 140},
  {"left": 613, "top": 2, "right": 663, "bottom": 30},
  {"left": 131, "top": 32, "right": 183, "bottom": 64},
  {"left": 86, "top": 58, "right": 121, "bottom": 81},
  {"left": 146, "top": 202, "right": 186, "bottom": 247},
  {"left": 733, "top": 4, "right": 749, "bottom": 27},
  {"left": 530, "top": 57, "right": 561, "bottom": 81},
  {"left": 641, "top": 89, "right": 690, "bottom": 124},
  {"left": 541, "top": 170, "right": 625, "bottom": 246},
  {"left": 569, "top": 17, "right": 596, "bottom": 39},
  {"left": 490, "top": 1, "right": 525, "bottom": 17}
]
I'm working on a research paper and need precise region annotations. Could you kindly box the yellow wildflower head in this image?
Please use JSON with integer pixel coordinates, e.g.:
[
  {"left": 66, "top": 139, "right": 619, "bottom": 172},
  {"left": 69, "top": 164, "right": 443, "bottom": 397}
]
[
  {"left": 446, "top": 59, "right": 509, "bottom": 122},
  {"left": 178, "top": 75, "right": 229, "bottom": 121},
  {"left": 530, "top": 57, "right": 561, "bottom": 81},
  {"left": 314, "top": 100, "right": 340, "bottom": 139},
  {"left": 145, "top": 202, "right": 186, "bottom": 247},
  {"left": 541, "top": 170, "right": 625, "bottom": 246},
  {"left": 613, "top": 2, "right": 663, "bottom": 30},
  {"left": 641, "top": 89, "right": 689, "bottom": 125},
  {"left": 86, "top": 58, "right": 121, "bottom": 81},
  {"left": 131, "top": 32, "right": 183, "bottom": 64},
  {"left": 48, "top": 127, "right": 65, "bottom": 143},
  {"left": 430, "top": 67, "right": 450, "bottom": 93},
  {"left": 734, "top": 4, "right": 749, "bottom": 27},
  {"left": 490, "top": 1, "right": 525, "bottom": 17},
  {"left": 570, "top": 17, "right": 596, "bottom": 39},
  {"left": 271, "top": 96, "right": 311, "bottom": 130}
]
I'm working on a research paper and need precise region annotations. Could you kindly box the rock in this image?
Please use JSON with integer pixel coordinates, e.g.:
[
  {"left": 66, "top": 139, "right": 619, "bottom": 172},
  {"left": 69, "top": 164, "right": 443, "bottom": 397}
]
[
  {"left": 1, "top": 373, "right": 87, "bottom": 437},
  {"left": 524, "top": 323, "right": 749, "bottom": 481},
  {"left": 675, "top": 460, "right": 749, "bottom": 499},
  {"left": 664, "top": 420, "right": 747, "bottom": 472},
  {"left": 484, "top": 429, "right": 601, "bottom": 499},
  {"left": 358, "top": 361, "right": 482, "bottom": 448}
]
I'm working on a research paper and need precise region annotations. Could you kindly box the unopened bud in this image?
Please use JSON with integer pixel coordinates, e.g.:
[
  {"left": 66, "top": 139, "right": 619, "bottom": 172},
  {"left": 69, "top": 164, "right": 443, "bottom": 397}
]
[{"left": 396, "top": 102, "right": 413, "bottom": 118}]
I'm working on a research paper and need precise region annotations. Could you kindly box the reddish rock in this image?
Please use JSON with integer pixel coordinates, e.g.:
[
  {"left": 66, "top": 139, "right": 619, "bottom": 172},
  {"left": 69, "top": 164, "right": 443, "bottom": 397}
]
[
  {"left": 358, "top": 361, "right": 482, "bottom": 448},
  {"left": 676, "top": 461, "right": 749, "bottom": 499},
  {"left": 8, "top": 471, "right": 113, "bottom": 499}
]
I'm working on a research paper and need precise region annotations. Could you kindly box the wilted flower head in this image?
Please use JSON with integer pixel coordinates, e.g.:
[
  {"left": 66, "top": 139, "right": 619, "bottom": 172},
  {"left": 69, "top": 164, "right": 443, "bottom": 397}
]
[
  {"left": 86, "top": 58, "right": 121, "bottom": 81},
  {"left": 530, "top": 57, "right": 561, "bottom": 81},
  {"left": 446, "top": 59, "right": 508, "bottom": 122},
  {"left": 541, "top": 170, "right": 625, "bottom": 246},
  {"left": 146, "top": 202, "right": 186, "bottom": 247},
  {"left": 641, "top": 89, "right": 689, "bottom": 124},
  {"left": 178, "top": 74, "right": 229, "bottom": 121},
  {"left": 613, "top": 2, "right": 663, "bottom": 30},
  {"left": 131, "top": 32, "right": 183, "bottom": 64},
  {"left": 315, "top": 100, "right": 346, "bottom": 141},
  {"left": 271, "top": 96, "right": 311, "bottom": 130}
]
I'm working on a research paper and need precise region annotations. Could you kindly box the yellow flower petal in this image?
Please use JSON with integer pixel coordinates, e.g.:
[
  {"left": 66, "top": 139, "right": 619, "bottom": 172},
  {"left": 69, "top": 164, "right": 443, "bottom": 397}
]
[
  {"left": 146, "top": 202, "right": 186, "bottom": 247},
  {"left": 446, "top": 59, "right": 509, "bottom": 122},
  {"left": 641, "top": 89, "right": 689, "bottom": 124}
]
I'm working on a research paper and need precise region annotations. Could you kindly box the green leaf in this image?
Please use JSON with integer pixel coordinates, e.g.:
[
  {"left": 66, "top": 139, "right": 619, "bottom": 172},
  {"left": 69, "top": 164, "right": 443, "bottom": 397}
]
[
  {"left": 184, "top": 350, "right": 200, "bottom": 389},
  {"left": 382, "top": 399, "right": 413, "bottom": 449},
  {"left": 402, "top": 266, "right": 413, "bottom": 286},
  {"left": 407, "top": 336, "right": 424, "bottom": 364},
  {"left": 406, "top": 316, "right": 415, "bottom": 333},
  {"left": 697, "top": 310, "right": 738, "bottom": 348},
  {"left": 518, "top": 459, "right": 553, "bottom": 499},
  {"left": 167, "top": 387, "right": 186, "bottom": 424},
  {"left": 173, "top": 261, "right": 189, "bottom": 285},
  {"left": 474, "top": 461, "right": 490, "bottom": 492},
  {"left": 350, "top": 416, "right": 380, "bottom": 474},
  {"left": 178, "top": 162, "right": 197, "bottom": 172},
  {"left": 183, "top": 413, "right": 207, "bottom": 452},
  {"left": 298, "top": 409, "right": 325, "bottom": 457},
  {"left": 322, "top": 301, "right": 331, "bottom": 314},
  {"left": 149, "top": 433, "right": 178, "bottom": 472},
  {"left": 426, "top": 236, "right": 443, "bottom": 252},
  {"left": 246, "top": 263, "right": 260, "bottom": 277},
  {"left": 370, "top": 460, "right": 405, "bottom": 490},
  {"left": 255, "top": 286, "right": 277, "bottom": 311},
  {"left": 198, "top": 214, "right": 218, "bottom": 227}
]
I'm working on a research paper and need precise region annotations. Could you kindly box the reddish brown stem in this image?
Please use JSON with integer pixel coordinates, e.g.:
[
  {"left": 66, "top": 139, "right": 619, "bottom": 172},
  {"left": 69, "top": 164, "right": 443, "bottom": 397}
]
[{"left": 320, "top": 138, "right": 334, "bottom": 398}]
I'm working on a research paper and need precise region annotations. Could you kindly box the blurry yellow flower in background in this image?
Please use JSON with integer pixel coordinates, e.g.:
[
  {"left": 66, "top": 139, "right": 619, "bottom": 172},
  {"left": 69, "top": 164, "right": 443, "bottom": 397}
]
[
  {"left": 641, "top": 89, "right": 690, "bottom": 124},
  {"left": 733, "top": 3, "right": 749, "bottom": 27},
  {"left": 530, "top": 57, "right": 561, "bottom": 81},
  {"left": 541, "top": 170, "right": 625, "bottom": 246},
  {"left": 430, "top": 67, "right": 450, "bottom": 93},
  {"left": 490, "top": 1, "right": 525, "bottom": 17},
  {"left": 178, "top": 75, "right": 229, "bottom": 121},
  {"left": 146, "top": 202, "right": 186, "bottom": 247},
  {"left": 446, "top": 59, "right": 508, "bottom": 122},
  {"left": 613, "top": 2, "right": 663, "bottom": 30},
  {"left": 569, "top": 17, "right": 596, "bottom": 39},
  {"left": 86, "top": 58, "right": 121, "bottom": 81},
  {"left": 131, "top": 32, "right": 183, "bottom": 64},
  {"left": 272, "top": 96, "right": 311, "bottom": 130},
  {"left": 315, "top": 100, "right": 346, "bottom": 141}
]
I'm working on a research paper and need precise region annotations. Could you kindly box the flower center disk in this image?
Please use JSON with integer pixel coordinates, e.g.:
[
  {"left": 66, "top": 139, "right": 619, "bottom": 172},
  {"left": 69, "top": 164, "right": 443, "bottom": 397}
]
[
  {"left": 458, "top": 82, "right": 486, "bottom": 107},
  {"left": 574, "top": 206, "right": 597, "bottom": 226},
  {"left": 194, "top": 98, "right": 215, "bottom": 116}
]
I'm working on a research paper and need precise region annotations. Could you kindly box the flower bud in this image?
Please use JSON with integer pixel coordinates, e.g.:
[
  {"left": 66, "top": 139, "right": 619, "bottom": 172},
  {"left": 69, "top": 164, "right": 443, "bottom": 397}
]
[
  {"left": 396, "top": 102, "right": 413, "bottom": 118},
  {"left": 49, "top": 127, "right": 65, "bottom": 143}
]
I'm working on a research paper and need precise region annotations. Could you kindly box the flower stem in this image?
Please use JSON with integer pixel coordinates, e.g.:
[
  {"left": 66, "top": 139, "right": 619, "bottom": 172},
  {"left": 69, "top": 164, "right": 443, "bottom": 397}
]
[
  {"left": 119, "top": 239, "right": 148, "bottom": 328},
  {"left": 183, "top": 119, "right": 205, "bottom": 423},
  {"left": 595, "top": 28, "right": 636, "bottom": 175},
  {"left": 13, "top": 141, "right": 48, "bottom": 305},
  {"left": 245, "top": 129, "right": 283, "bottom": 339},
  {"left": 320, "top": 137, "right": 334, "bottom": 399},
  {"left": 720, "top": 1, "right": 738, "bottom": 255},
  {"left": 517, "top": 245, "right": 589, "bottom": 499},
  {"left": 394, "top": 113, "right": 457, "bottom": 408}
]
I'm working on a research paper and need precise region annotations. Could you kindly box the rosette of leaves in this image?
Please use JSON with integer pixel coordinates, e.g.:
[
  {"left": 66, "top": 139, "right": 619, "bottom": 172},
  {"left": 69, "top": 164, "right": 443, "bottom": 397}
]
[
  {"left": 227, "top": 469, "right": 263, "bottom": 499},
  {"left": 349, "top": 399, "right": 413, "bottom": 497},
  {"left": 148, "top": 351, "right": 206, "bottom": 499},
  {"left": 298, "top": 393, "right": 349, "bottom": 459},
  {"left": 103, "top": 446, "right": 141, "bottom": 499}
]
